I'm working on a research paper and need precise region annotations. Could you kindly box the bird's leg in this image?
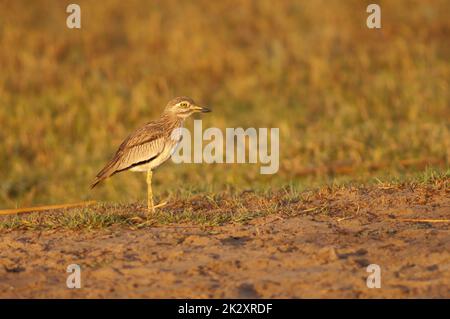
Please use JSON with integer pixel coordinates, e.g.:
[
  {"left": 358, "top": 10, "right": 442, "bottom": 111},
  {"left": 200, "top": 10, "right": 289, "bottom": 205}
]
[{"left": 146, "top": 170, "right": 154, "bottom": 214}]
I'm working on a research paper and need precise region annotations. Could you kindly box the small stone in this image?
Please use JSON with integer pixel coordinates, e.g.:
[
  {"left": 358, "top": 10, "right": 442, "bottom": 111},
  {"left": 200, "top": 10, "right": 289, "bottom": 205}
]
[
  {"left": 316, "top": 247, "right": 339, "bottom": 263},
  {"left": 183, "top": 235, "right": 215, "bottom": 246}
]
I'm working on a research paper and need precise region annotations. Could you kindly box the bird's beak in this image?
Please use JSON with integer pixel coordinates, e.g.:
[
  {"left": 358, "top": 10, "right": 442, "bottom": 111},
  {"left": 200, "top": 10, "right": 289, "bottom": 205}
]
[{"left": 193, "top": 105, "right": 211, "bottom": 113}]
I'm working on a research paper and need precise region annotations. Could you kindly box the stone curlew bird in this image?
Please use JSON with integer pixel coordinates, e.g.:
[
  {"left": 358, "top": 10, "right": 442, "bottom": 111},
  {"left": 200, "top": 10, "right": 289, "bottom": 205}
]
[{"left": 91, "top": 96, "right": 211, "bottom": 213}]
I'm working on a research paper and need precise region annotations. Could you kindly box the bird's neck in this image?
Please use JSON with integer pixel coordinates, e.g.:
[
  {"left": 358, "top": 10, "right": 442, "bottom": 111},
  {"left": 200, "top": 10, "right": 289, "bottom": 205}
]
[{"left": 160, "top": 111, "right": 186, "bottom": 127}]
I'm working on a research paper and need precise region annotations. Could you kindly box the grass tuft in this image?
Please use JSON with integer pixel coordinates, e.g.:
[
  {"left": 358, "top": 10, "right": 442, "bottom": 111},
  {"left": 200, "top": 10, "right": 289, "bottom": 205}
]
[{"left": 0, "top": 171, "right": 447, "bottom": 231}]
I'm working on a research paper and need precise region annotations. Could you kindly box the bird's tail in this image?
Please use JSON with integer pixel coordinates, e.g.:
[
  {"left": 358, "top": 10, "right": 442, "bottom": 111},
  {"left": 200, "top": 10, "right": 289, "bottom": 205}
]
[
  {"left": 90, "top": 158, "right": 119, "bottom": 189},
  {"left": 90, "top": 176, "right": 105, "bottom": 189}
]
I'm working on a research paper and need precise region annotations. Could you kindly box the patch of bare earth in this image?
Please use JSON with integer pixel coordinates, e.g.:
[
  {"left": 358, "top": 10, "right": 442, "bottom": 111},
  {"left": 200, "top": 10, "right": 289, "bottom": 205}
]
[{"left": 0, "top": 181, "right": 449, "bottom": 298}]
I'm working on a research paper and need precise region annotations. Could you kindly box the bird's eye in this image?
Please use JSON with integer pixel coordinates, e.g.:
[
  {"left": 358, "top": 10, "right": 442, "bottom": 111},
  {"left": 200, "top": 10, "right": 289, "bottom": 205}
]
[{"left": 180, "top": 102, "right": 188, "bottom": 108}]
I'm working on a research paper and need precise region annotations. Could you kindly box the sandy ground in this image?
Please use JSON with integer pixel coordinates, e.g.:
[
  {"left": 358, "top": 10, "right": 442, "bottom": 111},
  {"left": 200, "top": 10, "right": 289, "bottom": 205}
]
[{"left": 0, "top": 183, "right": 449, "bottom": 298}]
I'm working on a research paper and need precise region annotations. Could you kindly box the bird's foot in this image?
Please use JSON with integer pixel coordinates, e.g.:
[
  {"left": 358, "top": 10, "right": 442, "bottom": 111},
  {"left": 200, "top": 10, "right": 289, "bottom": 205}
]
[
  {"left": 153, "top": 201, "right": 167, "bottom": 209},
  {"left": 146, "top": 201, "right": 167, "bottom": 215}
]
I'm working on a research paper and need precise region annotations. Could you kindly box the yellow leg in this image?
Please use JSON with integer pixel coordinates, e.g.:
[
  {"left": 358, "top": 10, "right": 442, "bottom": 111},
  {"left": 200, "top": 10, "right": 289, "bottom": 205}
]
[{"left": 146, "top": 170, "right": 154, "bottom": 214}]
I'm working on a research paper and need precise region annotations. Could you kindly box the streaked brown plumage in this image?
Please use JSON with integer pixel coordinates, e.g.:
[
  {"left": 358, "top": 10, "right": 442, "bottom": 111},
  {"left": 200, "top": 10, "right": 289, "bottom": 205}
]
[
  {"left": 91, "top": 96, "right": 210, "bottom": 212},
  {"left": 90, "top": 113, "right": 182, "bottom": 188}
]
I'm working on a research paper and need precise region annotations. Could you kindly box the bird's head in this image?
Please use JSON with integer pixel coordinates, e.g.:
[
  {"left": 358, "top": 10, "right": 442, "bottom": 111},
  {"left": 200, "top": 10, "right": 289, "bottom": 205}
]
[{"left": 164, "top": 96, "right": 211, "bottom": 118}]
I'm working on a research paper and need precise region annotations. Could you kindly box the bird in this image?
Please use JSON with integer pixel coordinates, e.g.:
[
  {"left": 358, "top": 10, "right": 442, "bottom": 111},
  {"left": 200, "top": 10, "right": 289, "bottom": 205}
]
[{"left": 91, "top": 96, "right": 211, "bottom": 213}]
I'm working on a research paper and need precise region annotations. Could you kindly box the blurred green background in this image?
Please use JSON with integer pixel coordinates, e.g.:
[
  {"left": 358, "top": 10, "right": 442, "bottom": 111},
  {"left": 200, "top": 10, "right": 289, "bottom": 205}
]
[{"left": 0, "top": 0, "right": 448, "bottom": 208}]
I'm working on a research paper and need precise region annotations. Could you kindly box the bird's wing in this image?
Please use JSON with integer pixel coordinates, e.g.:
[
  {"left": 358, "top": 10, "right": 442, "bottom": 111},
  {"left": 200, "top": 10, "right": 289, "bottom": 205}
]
[
  {"left": 115, "top": 134, "right": 165, "bottom": 172},
  {"left": 91, "top": 123, "right": 166, "bottom": 188}
]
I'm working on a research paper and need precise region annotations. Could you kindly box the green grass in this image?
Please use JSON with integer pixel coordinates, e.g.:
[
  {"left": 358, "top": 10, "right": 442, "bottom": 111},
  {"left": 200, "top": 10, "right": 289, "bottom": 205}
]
[
  {"left": 0, "top": 169, "right": 447, "bottom": 231},
  {"left": 0, "top": 1, "right": 448, "bottom": 208},
  {"left": 0, "top": 199, "right": 275, "bottom": 231}
]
